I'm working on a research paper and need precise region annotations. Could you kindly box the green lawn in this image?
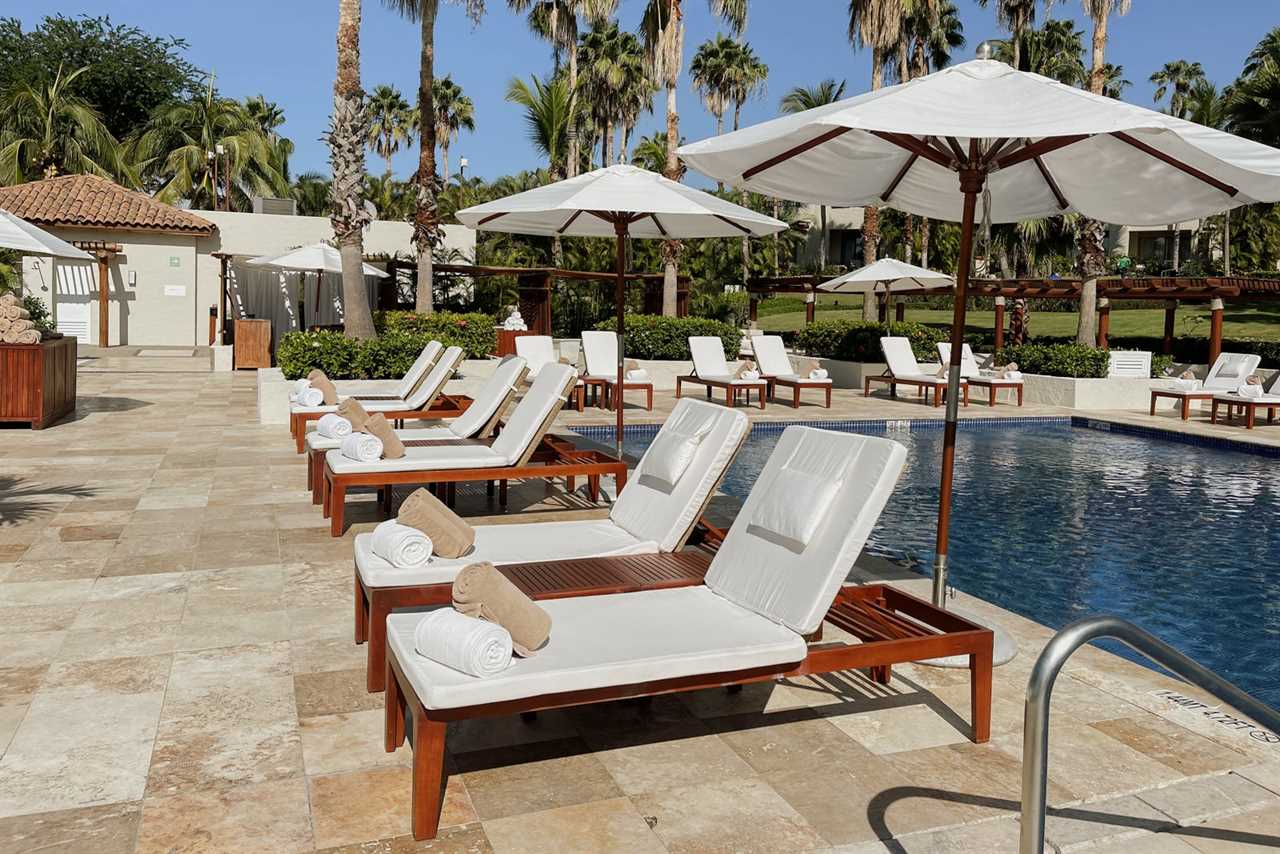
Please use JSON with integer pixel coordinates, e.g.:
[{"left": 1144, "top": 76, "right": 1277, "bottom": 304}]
[{"left": 759, "top": 301, "right": 1280, "bottom": 340}]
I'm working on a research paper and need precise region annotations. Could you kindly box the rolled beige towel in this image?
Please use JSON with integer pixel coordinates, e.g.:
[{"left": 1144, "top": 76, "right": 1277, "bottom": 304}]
[
  {"left": 452, "top": 561, "right": 551, "bottom": 656},
  {"left": 0, "top": 304, "right": 26, "bottom": 321},
  {"left": 364, "top": 412, "right": 405, "bottom": 459},
  {"left": 307, "top": 368, "right": 328, "bottom": 383},
  {"left": 7, "top": 319, "right": 33, "bottom": 333},
  {"left": 1246, "top": 374, "right": 1263, "bottom": 386},
  {"left": 336, "top": 397, "right": 371, "bottom": 431},
  {"left": 0, "top": 293, "right": 18, "bottom": 307},
  {"left": 0, "top": 317, "right": 9, "bottom": 334},
  {"left": 734, "top": 360, "right": 757, "bottom": 379},
  {"left": 1179, "top": 369, "right": 1196, "bottom": 381},
  {"left": 12, "top": 330, "right": 39, "bottom": 345},
  {"left": 398, "top": 487, "right": 474, "bottom": 558},
  {"left": 311, "top": 376, "right": 338, "bottom": 405}
]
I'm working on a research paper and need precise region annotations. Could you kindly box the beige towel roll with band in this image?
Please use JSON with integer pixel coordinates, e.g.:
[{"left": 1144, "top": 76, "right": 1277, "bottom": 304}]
[
  {"left": 307, "top": 368, "right": 328, "bottom": 383},
  {"left": 397, "top": 488, "right": 474, "bottom": 558},
  {"left": 364, "top": 413, "right": 405, "bottom": 458},
  {"left": 734, "top": 360, "right": 756, "bottom": 379},
  {"left": 336, "top": 397, "right": 371, "bottom": 431},
  {"left": 452, "top": 562, "right": 552, "bottom": 656}
]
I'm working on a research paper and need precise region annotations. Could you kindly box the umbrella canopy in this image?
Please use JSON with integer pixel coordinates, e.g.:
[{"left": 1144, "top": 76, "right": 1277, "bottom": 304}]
[
  {"left": 457, "top": 164, "right": 787, "bottom": 452},
  {"left": 246, "top": 242, "right": 387, "bottom": 278},
  {"left": 677, "top": 56, "right": 1280, "bottom": 628},
  {"left": 819, "top": 258, "right": 953, "bottom": 295},
  {"left": 0, "top": 209, "right": 91, "bottom": 260}
]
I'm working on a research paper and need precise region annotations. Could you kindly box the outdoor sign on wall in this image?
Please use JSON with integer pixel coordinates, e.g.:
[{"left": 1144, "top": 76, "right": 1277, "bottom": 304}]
[{"left": 163, "top": 285, "right": 186, "bottom": 297}]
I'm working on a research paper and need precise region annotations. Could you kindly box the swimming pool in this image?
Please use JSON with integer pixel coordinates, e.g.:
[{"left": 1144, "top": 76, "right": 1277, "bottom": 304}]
[{"left": 579, "top": 418, "right": 1280, "bottom": 706}]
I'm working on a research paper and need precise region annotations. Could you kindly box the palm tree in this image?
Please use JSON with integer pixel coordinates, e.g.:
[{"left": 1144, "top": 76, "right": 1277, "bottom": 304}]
[
  {"left": 0, "top": 64, "right": 126, "bottom": 185},
  {"left": 366, "top": 84, "right": 414, "bottom": 178},
  {"left": 383, "top": 0, "right": 486, "bottom": 315},
  {"left": 996, "top": 18, "right": 1085, "bottom": 84},
  {"left": 244, "top": 96, "right": 294, "bottom": 182},
  {"left": 578, "top": 22, "right": 648, "bottom": 167},
  {"left": 1098, "top": 63, "right": 1130, "bottom": 98},
  {"left": 1151, "top": 59, "right": 1205, "bottom": 119},
  {"left": 780, "top": 80, "right": 845, "bottom": 274},
  {"left": 615, "top": 39, "right": 657, "bottom": 162},
  {"left": 977, "top": 0, "right": 1037, "bottom": 68},
  {"left": 431, "top": 76, "right": 475, "bottom": 183},
  {"left": 330, "top": 0, "right": 377, "bottom": 339},
  {"left": 1243, "top": 27, "right": 1280, "bottom": 78},
  {"left": 630, "top": 130, "right": 678, "bottom": 174},
  {"left": 690, "top": 34, "right": 734, "bottom": 138},
  {"left": 506, "top": 75, "right": 574, "bottom": 179},
  {"left": 129, "top": 78, "right": 289, "bottom": 209},
  {"left": 725, "top": 40, "right": 767, "bottom": 285},
  {"left": 292, "top": 171, "right": 332, "bottom": 216},
  {"left": 907, "top": 0, "right": 963, "bottom": 267}
]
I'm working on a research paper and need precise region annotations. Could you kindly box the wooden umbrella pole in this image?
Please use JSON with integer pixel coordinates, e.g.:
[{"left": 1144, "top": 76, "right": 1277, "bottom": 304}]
[
  {"left": 933, "top": 160, "right": 986, "bottom": 609},
  {"left": 614, "top": 220, "right": 627, "bottom": 455}
]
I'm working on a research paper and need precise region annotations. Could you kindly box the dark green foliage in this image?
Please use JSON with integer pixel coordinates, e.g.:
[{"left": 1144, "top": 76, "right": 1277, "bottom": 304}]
[
  {"left": 278, "top": 312, "right": 496, "bottom": 380},
  {"left": 277, "top": 331, "right": 362, "bottom": 381},
  {"left": 793, "top": 320, "right": 947, "bottom": 361},
  {"left": 593, "top": 315, "right": 740, "bottom": 360},
  {"left": 373, "top": 311, "right": 497, "bottom": 358},
  {"left": 994, "top": 343, "right": 1110, "bottom": 378},
  {"left": 1151, "top": 353, "right": 1175, "bottom": 378}
]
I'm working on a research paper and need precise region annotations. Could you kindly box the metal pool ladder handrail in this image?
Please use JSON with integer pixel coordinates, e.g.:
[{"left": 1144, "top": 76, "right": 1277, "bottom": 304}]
[{"left": 1020, "top": 615, "right": 1280, "bottom": 853}]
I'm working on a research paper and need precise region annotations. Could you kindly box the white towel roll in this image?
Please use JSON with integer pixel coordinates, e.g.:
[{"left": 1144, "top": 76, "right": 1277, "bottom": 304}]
[
  {"left": 414, "top": 608, "right": 513, "bottom": 678},
  {"left": 340, "top": 431, "right": 384, "bottom": 462},
  {"left": 290, "top": 378, "right": 312, "bottom": 400},
  {"left": 741, "top": 370, "right": 761, "bottom": 381},
  {"left": 370, "top": 519, "right": 433, "bottom": 569},
  {"left": 296, "top": 386, "right": 324, "bottom": 407},
  {"left": 1238, "top": 383, "right": 1263, "bottom": 398},
  {"left": 316, "top": 413, "right": 353, "bottom": 439},
  {"left": 626, "top": 368, "right": 649, "bottom": 381},
  {"left": 1003, "top": 371, "right": 1023, "bottom": 381},
  {"left": 809, "top": 368, "right": 829, "bottom": 380}
]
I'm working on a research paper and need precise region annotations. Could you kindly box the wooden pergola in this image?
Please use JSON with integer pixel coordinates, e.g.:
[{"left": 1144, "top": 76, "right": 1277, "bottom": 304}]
[{"left": 71, "top": 240, "right": 123, "bottom": 347}]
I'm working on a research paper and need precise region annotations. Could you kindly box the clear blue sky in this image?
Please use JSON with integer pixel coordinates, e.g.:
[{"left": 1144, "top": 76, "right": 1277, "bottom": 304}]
[{"left": 12, "top": 0, "right": 1279, "bottom": 187}]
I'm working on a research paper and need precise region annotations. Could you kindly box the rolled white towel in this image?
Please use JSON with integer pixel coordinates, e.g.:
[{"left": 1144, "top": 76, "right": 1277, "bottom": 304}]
[
  {"left": 316, "top": 413, "right": 353, "bottom": 439},
  {"left": 1003, "top": 371, "right": 1023, "bottom": 381},
  {"left": 370, "top": 519, "right": 433, "bottom": 569},
  {"left": 809, "top": 368, "right": 828, "bottom": 380},
  {"left": 290, "top": 378, "right": 312, "bottom": 401},
  {"left": 1237, "top": 383, "right": 1263, "bottom": 399},
  {"left": 295, "top": 386, "right": 324, "bottom": 407},
  {"left": 340, "top": 431, "right": 384, "bottom": 462},
  {"left": 626, "top": 368, "right": 649, "bottom": 381},
  {"left": 740, "top": 370, "right": 761, "bottom": 381},
  {"left": 414, "top": 608, "right": 513, "bottom": 678}
]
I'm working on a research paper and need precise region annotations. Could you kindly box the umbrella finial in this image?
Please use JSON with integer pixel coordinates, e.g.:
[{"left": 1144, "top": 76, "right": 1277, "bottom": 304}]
[{"left": 975, "top": 41, "right": 997, "bottom": 61}]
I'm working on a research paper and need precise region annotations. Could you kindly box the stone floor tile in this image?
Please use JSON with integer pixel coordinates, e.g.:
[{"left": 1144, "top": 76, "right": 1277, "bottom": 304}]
[
  {"left": 1235, "top": 760, "right": 1280, "bottom": 795},
  {"left": 135, "top": 777, "right": 313, "bottom": 853},
  {"left": 289, "top": 635, "right": 368, "bottom": 675},
  {"left": 313, "top": 823, "right": 493, "bottom": 854},
  {"left": 1043, "top": 793, "right": 1176, "bottom": 851},
  {"left": 583, "top": 718, "right": 754, "bottom": 796},
  {"left": 0, "top": 736, "right": 153, "bottom": 817},
  {"left": 308, "top": 766, "right": 476, "bottom": 849},
  {"left": 0, "top": 631, "right": 64, "bottom": 668},
  {"left": 0, "top": 666, "right": 46, "bottom": 707},
  {"left": 446, "top": 709, "right": 580, "bottom": 755},
  {"left": 300, "top": 710, "right": 410, "bottom": 776},
  {"left": 0, "top": 605, "right": 78, "bottom": 634},
  {"left": 1092, "top": 713, "right": 1250, "bottom": 776},
  {"left": 481, "top": 797, "right": 664, "bottom": 854},
  {"left": 294, "top": 668, "right": 384, "bottom": 719},
  {"left": 55, "top": 621, "right": 180, "bottom": 662},
  {"left": 1177, "top": 804, "right": 1280, "bottom": 852},
  {"left": 1135, "top": 773, "right": 1280, "bottom": 826},
  {"left": 822, "top": 702, "right": 973, "bottom": 755},
  {"left": 0, "top": 801, "right": 140, "bottom": 854},
  {"left": 455, "top": 738, "right": 622, "bottom": 821},
  {"left": 69, "top": 591, "right": 186, "bottom": 629},
  {"left": 0, "top": 579, "right": 94, "bottom": 605}
]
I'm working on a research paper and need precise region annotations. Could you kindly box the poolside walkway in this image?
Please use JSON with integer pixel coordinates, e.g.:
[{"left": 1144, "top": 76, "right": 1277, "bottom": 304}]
[{"left": 1, "top": 371, "right": 1278, "bottom": 852}]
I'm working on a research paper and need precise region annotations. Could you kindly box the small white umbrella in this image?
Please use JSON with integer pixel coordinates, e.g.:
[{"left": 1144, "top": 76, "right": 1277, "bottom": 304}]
[
  {"left": 247, "top": 242, "right": 386, "bottom": 328},
  {"left": 818, "top": 257, "right": 954, "bottom": 295},
  {"left": 456, "top": 164, "right": 787, "bottom": 450},
  {"left": 0, "top": 209, "right": 91, "bottom": 260},
  {"left": 678, "top": 56, "right": 1280, "bottom": 616}
]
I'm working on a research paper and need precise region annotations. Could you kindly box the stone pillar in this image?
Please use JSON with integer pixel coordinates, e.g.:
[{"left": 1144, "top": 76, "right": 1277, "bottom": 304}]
[
  {"left": 1162, "top": 300, "right": 1177, "bottom": 355},
  {"left": 1208, "top": 297, "right": 1224, "bottom": 367},
  {"left": 994, "top": 296, "right": 1006, "bottom": 351},
  {"left": 1096, "top": 297, "right": 1111, "bottom": 349},
  {"left": 804, "top": 291, "right": 816, "bottom": 325}
]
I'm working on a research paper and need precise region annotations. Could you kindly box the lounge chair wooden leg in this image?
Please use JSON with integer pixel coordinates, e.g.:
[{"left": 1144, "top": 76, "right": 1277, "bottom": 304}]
[
  {"left": 294, "top": 419, "right": 307, "bottom": 454},
  {"left": 321, "top": 473, "right": 331, "bottom": 518},
  {"left": 446, "top": 483, "right": 456, "bottom": 506},
  {"left": 646, "top": 387, "right": 652, "bottom": 410},
  {"left": 588, "top": 475, "right": 599, "bottom": 503},
  {"left": 367, "top": 594, "right": 392, "bottom": 692},
  {"left": 355, "top": 572, "right": 368, "bottom": 644},
  {"left": 615, "top": 468, "right": 627, "bottom": 494},
  {"left": 970, "top": 649, "right": 993, "bottom": 744},
  {"left": 793, "top": 386, "right": 801, "bottom": 408},
  {"left": 1211, "top": 401, "right": 1219, "bottom": 424},
  {"left": 499, "top": 480, "right": 508, "bottom": 507},
  {"left": 384, "top": 655, "right": 405, "bottom": 750},
  {"left": 726, "top": 386, "right": 732, "bottom": 407},
  {"left": 1150, "top": 393, "right": 1157, "bottom": 416},
  {"left": 1016, "top": 385, "right": 1023, "bottom": 406},
  {"left": 825, "top": 386, "right": 831, "bottom": 408},
  {"left": 989, "top": 386, "right": 996, "bottom": 407},
  {"left": 486, "top": 480, "right": 494, "bottom": 497},
  {"left": 863, "top": 378, "right": 871, "bottom": 397},
  {"left": 411, "top": 717, "right": 448, "bottom": 841},
  {"left": 759, "top": 388, "right": 766, "bottom": 410},
  {"left": 675, "top": 379, "right": 683, "bottom": 399},
  {"left": 1247, "top": 406, "right": 1257, "bottom": 429},
  {"left": 329, "top": 483, "right": 346, "bottom": 537}
]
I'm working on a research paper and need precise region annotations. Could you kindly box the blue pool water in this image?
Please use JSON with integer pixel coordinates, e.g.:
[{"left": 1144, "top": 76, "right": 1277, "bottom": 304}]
[{"left": 582, "top": 419, "right": 1280, "bottom": 706}]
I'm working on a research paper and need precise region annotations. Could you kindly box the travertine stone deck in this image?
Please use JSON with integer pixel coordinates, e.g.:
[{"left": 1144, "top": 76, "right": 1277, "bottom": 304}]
[{"left": 0, "top": 371, "right": 1277, "bottom": 852}]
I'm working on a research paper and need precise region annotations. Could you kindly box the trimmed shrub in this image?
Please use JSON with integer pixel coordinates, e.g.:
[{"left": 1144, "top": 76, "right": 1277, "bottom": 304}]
[
  {"left": 277, "top": 322, "right": 493, "bottom": 381},
  {"left": 993, "top": 343, "right": 1110, "bottom": 378},
  {"left": 592, "top": 314, "right": 740, "bottom": 360},
  {"left": 373, "top": 310, "right": 497, "bottom": 358},
  {"left": 793, "top": 320, "right": 948, "bottom": 362},
  {"left": 277, "top": 331, "right": 363, "bottom": 380}
]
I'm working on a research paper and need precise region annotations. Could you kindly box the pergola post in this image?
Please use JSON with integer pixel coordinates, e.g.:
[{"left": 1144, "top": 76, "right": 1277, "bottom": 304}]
[
  {"left": 217, "top": 254, "right": 231, "bottom": 345},
  {"left": 1208, "top": 297, "right": 1224, "bottom": 366},
  {"left": 994, "top": 296, "right": 1005, "bottom": 351},
  {"left": 895, "top": 302, "right": 905, "bottom": 322},
  {"left": 1162, "top": 300, "right": 1177, "bottom": 355},
  {"left": 876, "top": 294, "right": 887, "bottom": 323},
  {"left": 1096, "top": 297, "right": 1111, "bottom": 349},
  {"left": 748, "top": 294, "right": 759, "bottom": 323},
  {"left": 95, "top": 250, "right": 110, "bottom": 347},
  {"left": 804, "top": 290, "right": 815, "bottom": 325}
]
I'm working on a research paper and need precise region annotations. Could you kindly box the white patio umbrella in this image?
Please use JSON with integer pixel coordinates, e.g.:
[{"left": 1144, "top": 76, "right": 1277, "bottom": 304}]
[
  {"left": 818, "top": 257, "right": 954, "bottom": 295},
  {"left": 247, "top": 242, "right": 386, "bottom": 328},
  {"left": 456, "top": 164, "right": 786, "bottom": 451},
  {"left": 678, "top": 56, "right": 1280, "bottom": 614},
  {"left": 0, "top": 209, "right": 91, "bottom": 260}
]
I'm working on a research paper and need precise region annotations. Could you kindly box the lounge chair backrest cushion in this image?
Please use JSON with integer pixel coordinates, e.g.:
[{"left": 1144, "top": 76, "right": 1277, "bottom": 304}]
[
  {"left": 581, "top": 330, "right": 617, "bottom": 376},
  {"left": 515, "top": 335, "right": 557, "bottom": 378},
  {"left": 395, "top": 340, "right": 443, "bottom": 399},
  {"left": 937, "top": 342, "right": 981, "bottom": 379},
  {"left": 880, "top": 337, "right": 922, "bottom": 377},
  {"left": 1205, "top": 352, "right": 1262, "bottom": 389},
  {"left": 611, "top": 399, "right": 749, "bottom": 552},
  {"left": 1108, "top": 350, "right": 1151, "bottom": 378},
  {"left": 405, "top": 346, "right": 465, "bottom": 408},
  {"left": 490, "top": 363, "right": 575, "bottom": 464},
  {"left": 447, "top": 356, "right": 528, "bottom": 438},
  {"left": 690, "top": 336, "right": 731, "bottom": 378},
  {"left": 705, "top": 427, "right": 907, "bottom": 635},
  {"left": 751, "top": 335, "right": 794, "bottom": 377}
]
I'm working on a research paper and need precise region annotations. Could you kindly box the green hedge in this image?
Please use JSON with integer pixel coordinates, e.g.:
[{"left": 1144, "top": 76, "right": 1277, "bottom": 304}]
[
  {"left": 278, "top": 330, "right": 445, "bottom": 380},
  {"left": 373, "top": 310, "right": 496, "bottom": 358},
  {"left": 993, "top": 343, "right": 1110, "bottom": 378},
  {"left": 793, "top": 320, "right": 948, "bottom": 361},
  {"left": 592, "top": 315, "right": 740, "bottom": 360}
]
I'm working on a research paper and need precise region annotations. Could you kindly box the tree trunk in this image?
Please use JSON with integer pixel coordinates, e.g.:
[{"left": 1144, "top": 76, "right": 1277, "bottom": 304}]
[
  {"left": 662, "top": 81, "right": 679, "bottom": 316},
  {"left": 566, "top": 45, "right": 580, "bottom": 178},
  {"left": 621, "top": 123, "right": 633, "bottom": 163},
  {"left": 332, "top": 0, "right": 377, "bottom": 340},
  {"left": 818, "top": 205, "right": 828, "bottom": 272},
  {"left": 441, "top": 142, "right": 450, "bottom": 185},
  {"left": 861, "top": 45, "right": 883, "bottom": 316},
  {"left": 713, "top": 111, "right": 724, "bottom": 191},
  {"left": 1076, "top": 218, "right": 1106, "bottom": 345},
  {"left": 413, "top": 0, "right": 439, "bottom": 315},
  {"left": 1089, "top": 9, "right": 1109, "bottom": 94},
  {"left": 1224, "top": 208, "right": 1232, "bottom": 274},
  {"left": 920, "top": 217, "right": 930, "bottom": 267},
  {"left": 903, "top": 213, "right": 914, "bottom": 265},
  {"left": 772, "top": 196, "right": 781, "bottom": 276},
  {"left": 1171, "top": 223, "right": 1181, "bottom": 271},
  {"left": 604, "top": 120, "right": 613, "bottom": 167}
]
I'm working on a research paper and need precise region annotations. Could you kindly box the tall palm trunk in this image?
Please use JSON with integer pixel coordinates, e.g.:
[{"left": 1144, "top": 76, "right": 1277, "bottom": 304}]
[
  {"left": 413, "top": 0, "right": 439, "bottom": 314},
  {"left": 920, "top": 216, "right": 931, "bottom": 267},
  {"left": 567, "top": 47, "right": 580, "bottom": 178},
  {"left": 772, "top": 196, "right": 781, "bottom": 276},
  {"left": 441, "top": 141, "right": 451, "bottom": 184},
  {"left": 332, "top": 0, "right": 377, "bottom": 339},
  {"left": 604, "top": 120, "right": 613, "bottom": 166},
  {"left": 621, "top": 123, "right": 633, "bottom": 163},
  {"left": 662, "top": 79, "right": 679, "bottom": 316},
  {"left": 862, "top": 45, "right": 884, "bottom": 321},
  {"left": 1076, "top": 4, "right": 1113, "bottom": 347},
  {"left": 1224, "top": 208, "right": 1231, "bottom": 274},
  {"left": 1171, "top": 223, "right": 1181, "bottom": 271},
  {"left": 818, "top": 205, "right": 828, "bottom": 271}
]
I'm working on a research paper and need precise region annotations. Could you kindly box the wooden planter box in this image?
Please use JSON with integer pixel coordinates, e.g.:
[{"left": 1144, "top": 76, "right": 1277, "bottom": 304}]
[{"left": 0, "top": 337, "right": 77, "bottom": 429}]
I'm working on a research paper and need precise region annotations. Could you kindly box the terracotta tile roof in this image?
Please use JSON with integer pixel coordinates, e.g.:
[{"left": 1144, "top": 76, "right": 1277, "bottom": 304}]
[{"left": 0, "top": 174, "right": 216, "bottom": 236}]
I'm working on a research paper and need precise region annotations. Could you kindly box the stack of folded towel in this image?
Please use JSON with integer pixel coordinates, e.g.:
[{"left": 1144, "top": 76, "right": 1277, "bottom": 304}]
[
  {"left": 316, "top": 413, "right": 353, "bottom": 439},
  {"left": 623, "top": 359, "right": 649, "bottom": 382},
  {"left": 413, "top": 561, "right": 554, "bottom": 678},
  {"left": 735, "top": 361, "right": 761, "bottom": 381},
  {"left": 502, "top": 308, "right": 528, "bottom": 331},
  {"left": 999, "top": 361, "right": 1022, "bottom": 380},
  {"left": 0, "top": 295, "right": 40, "bottom": 344}
]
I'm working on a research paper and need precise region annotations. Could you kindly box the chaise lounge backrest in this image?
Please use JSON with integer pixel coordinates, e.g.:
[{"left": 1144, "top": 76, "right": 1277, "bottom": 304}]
[
  {"left": 515, "top": 336, "right": 557, "bottom": 379},
  {"left": 1108, "top": 350, "right": 1152, "bottom": 378},
  {"left": 880, "top": 337, "right": 925, "bottom": 379},
  {"left": 610, "top": 399, "right": 750, "bottom": 552},
  {"left": 489, "top": 363, "right": 577, "bottom": 465},
  {"left": 403, "top": 346, "right": 465, "bottom": 409},
  {"left": 937, "top": 342, "right": 981, "bottom": 379},
  {"left": 704, "top": 426, "right": 907, "bottom": 635},
  {"left": 1204, "top": 352, "right": 1262, "bottom": 390},
  {"left": 445, "top": 356, "right": 528, "bottom": 439},
  {"left": 689, "top": 336, "right": 732, "bottom": 379},
  {"left": 394, "top": 341, "right": 443, "bottom": 399},
  {"left": 751, "top": 335, "right": 795, "bottom": 378},
  {"left": 581, "top": 330, "right": 617, "bottom": 378}
]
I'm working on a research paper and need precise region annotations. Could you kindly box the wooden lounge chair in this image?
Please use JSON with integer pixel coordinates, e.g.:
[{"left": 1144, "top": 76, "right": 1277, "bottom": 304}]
[
  {"left": 938, "top": 342, "right": 1023, "bottom": 407},
  {"left": 304, "top": 356, "right": 529, "bottom": 503},
  {"left": 865, "top": 336, "right": 968, "bottom": 407},
  {"left": 382, "top": 426, "right": 994, "bottom": 840},
  {"left": 515, "top": 334, "right": 585, "bottom": 411},
  {"left": 751, "top": 334, "right": 833, "bottom": 408},
  {"left": 354, "top": 398, "right": 751, "bottom": 691},
  {"left": 581, "top": 330, "right": 653, "bottom": 412},
  {"left": 322, "top": 364, "right": 623, "bottom": 536},
  {"left": 676, "top": 335, "right": 769, "bottom": 409},
  {"left": 1210, "top": 373, "right": 1280, "bottom": 429},
  {"left": 1150, "top": 352, "right": 1261, "bottom": 420},
  {"left": 290, "top": 345, "right": 471, "bottom": 453}
]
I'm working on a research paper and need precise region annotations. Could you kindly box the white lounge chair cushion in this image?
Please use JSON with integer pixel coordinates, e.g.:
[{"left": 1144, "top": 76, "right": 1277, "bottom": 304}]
[
  {"left": 437, "top": 355, "right": 526, "bottom": 438},
  {"left": 387, "top": 586, "right": 805, "bottom": 709},
  {"left": 355, "top": 518, "right": 656, "bottom": 587},
  {"left": 308, "top": 424, "right": 454, "bottom": 452},
  {"left": 327, "top": 443, "right": 503, "bottom": 474},
  {"left": 937, "top": 342, "right": 983, "bottom": 379},
  {"left": 772, "top": 373, "right": 833, "bottom": 384},
  {"left": 749, "top": 467, "right": 842, "bottom": 549},
  {"left": 391, "top": 341, "right": 443, "bottom": 399},
  {"left": 1204, "top": 353, "right": 1262, "bottom": 390},
  {"left": 643, "top": 427, "right": 707, "bottom": 488},
  {"left": 694, "top": 374, "right": 768, "bottom": 387},
  {"left": 891, "top": 373, "right": 954, "bottom": 386},
  {"left": 515, "top": 336, "right": 557, "bottom": 378},
  {"left": 750, "top": 334, "right": 793, "bottom": 377},
  {"left": 581, "top": 330, "right": 618, "bottom": 377},
  {"left": 705, "top": 427, "right": 907, "bottom": 635},
  {"left": 1213, "top": 392, "right": 1280, "bottom": 404},
  {"left": 292, "top": 397, "right": 413, "bottom": 416}
]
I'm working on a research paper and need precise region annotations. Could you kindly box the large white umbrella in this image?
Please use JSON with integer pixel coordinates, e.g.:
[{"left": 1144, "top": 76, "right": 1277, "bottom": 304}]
[
  {"left": 678, "top": 56, "right": 1280, "bottom": 613},
  {"left": 247, "top": 242, "right": 386, "bottom": 328},
  {"left": 819, "top": 257, "right": 953, "bottom": 295},
  {"left": 0, "top": 209, "right": 91, "bottom": 260},
  {"left": 456, "top": 164, "right": 786, "bottom": 450}
]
